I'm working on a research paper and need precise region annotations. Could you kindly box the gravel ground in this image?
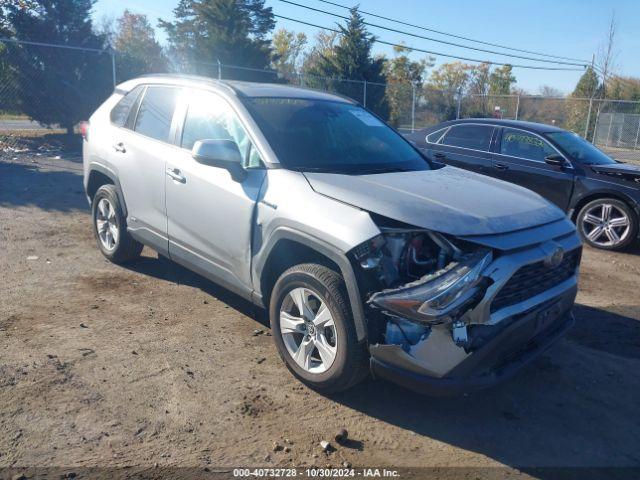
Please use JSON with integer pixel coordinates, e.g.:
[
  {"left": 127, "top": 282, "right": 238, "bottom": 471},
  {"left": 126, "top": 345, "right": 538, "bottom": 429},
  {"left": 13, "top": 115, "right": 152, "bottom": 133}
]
[{"left": 1, "top": 153, "right": 639, "bottom": 477}]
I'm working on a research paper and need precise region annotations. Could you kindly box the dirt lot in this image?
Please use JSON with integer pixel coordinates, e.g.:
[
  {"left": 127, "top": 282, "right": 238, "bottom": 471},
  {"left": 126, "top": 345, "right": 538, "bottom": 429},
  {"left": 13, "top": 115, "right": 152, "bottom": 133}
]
[{"left": 1, "top": 150, "right": 639, "bottom": 477}]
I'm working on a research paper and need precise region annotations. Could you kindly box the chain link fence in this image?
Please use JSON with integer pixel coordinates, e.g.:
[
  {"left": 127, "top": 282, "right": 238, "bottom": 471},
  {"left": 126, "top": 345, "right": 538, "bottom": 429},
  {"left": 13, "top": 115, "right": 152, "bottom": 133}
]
[{"left": 2, "top": 38, "right": 640, "bottom": 163}]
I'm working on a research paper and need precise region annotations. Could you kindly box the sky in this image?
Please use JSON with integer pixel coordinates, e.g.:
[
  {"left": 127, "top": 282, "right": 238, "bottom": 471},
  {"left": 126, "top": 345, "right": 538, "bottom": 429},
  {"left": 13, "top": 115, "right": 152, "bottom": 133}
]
[{"left": 92, "top": 0, "right": 640, "bottom": 95}]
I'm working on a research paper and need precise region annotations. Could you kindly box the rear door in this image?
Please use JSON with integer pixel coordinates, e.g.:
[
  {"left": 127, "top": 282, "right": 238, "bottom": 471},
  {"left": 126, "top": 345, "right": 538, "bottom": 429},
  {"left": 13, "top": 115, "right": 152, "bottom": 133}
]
[
  {"left": 428, "top": 124, "right": 496, "bottom": 175},
  {"left": 111, "top": 85, "right": 182, "bottom": 255},
  {"left": 491, "top": 127, "right": 574, "bottom": 210}
]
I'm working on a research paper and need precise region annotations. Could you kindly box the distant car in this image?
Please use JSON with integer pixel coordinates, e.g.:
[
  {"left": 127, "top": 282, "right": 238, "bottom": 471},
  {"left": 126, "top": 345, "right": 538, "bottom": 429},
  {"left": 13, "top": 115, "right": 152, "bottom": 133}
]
[{"left": 407, "top": 119, "right": 640, "bottom": 250}]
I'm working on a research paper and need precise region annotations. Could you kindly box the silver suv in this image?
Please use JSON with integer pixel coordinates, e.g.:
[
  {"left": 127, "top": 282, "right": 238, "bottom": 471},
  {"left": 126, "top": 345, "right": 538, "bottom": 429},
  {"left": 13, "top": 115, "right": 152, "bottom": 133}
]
[{"left": 83, "top": 75, "right": 582, "bottom": 394}]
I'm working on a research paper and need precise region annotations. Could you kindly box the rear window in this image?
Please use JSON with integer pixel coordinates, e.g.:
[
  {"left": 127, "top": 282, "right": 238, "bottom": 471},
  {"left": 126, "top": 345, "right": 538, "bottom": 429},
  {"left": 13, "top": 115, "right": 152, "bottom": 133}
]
[
  {"left": 441, "top": 124, "right": 494, "bottom": 151},
  {"left": 110, "top": 86, "right": 144, "bottom": 127},
  {"left": 134, "top": 86, "right": 180, "bottom": 143},
  {"left": 426, "top": 127, "right": 448, "bottom": 144}
]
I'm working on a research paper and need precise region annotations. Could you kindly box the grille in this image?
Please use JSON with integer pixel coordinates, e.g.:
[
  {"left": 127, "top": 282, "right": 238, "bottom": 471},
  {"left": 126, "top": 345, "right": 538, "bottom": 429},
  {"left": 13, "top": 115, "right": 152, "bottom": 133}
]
[{"left": 490, "top": 249, "right": 581, "bottom": 313}]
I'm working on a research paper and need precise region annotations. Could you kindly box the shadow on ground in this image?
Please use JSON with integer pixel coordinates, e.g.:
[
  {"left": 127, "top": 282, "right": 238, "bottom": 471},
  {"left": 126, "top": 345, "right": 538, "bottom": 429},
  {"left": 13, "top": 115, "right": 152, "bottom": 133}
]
[
  {"left": 0, "top": 161, "right": 86, "bottom": 212},
  {"left": 120, "top": 252, "right": 640, "bottom": 471}
]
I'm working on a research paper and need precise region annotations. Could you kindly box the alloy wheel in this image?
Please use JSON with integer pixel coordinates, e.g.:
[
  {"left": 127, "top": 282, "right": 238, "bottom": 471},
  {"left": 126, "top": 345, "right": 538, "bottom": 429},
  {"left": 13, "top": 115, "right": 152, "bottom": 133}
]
[
  {"left": 581, "top": 203, "right": 631, "bottom": 248},
  {"left": 279, "top": 287, "right": 338, "bottom": 374},
  {"left": 96, "top": 198, "right": 119, "bottom": 251}
]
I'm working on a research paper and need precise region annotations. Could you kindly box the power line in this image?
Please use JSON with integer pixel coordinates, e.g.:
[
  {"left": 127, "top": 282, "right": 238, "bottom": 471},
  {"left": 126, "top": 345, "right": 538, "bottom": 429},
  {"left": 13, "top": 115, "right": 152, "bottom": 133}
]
[
  {"left": 314, "top": 0, "right": 590, "bottom": 64},
  {"left": 274, "top": 14, "right": 586, "bottom": 72},
  {"left": 279, "top": 0, "right": 587, "bottom": 67}
]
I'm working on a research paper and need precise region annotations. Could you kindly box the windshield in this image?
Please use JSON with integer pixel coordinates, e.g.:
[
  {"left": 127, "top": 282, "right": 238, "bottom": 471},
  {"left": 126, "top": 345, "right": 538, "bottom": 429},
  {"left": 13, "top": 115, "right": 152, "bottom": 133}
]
[
  {"left": 546, "top": 131, "right": 617, "bottom": 165},
  {"left": 243, "top": 97, "right": 429, "bottom": 173}
]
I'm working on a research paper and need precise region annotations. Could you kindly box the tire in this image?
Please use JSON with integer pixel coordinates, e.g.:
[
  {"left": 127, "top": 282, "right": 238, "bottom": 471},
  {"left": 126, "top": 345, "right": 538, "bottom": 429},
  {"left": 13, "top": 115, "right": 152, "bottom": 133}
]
[
  {"left": 91, "top": 184, "right": 143, "bottom": 263},
  {"left": 269, "top": 263, "right": 369, "bottom": 393},
  {"left": 576, "top": 198, "right": 638, "bottom": 251}
]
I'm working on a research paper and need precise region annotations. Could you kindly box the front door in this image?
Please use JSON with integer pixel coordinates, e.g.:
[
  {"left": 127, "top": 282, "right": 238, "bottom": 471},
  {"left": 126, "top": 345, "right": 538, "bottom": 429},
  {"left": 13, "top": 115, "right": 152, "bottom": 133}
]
[
  {"left": 165, "top": 89, "right": 266, "bottom": 297},
  {"left": 491, "top": 127, "right": 574, "bottom": 210}
]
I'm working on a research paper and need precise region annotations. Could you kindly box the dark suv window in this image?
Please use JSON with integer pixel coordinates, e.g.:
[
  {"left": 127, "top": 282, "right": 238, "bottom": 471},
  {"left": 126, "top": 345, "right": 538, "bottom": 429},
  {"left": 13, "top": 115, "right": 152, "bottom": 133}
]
[
  {"left": 441, "top": 124, "right": 494, "bottom": 151},
  {"left": 500, "top": 128, "right": 555, "bottom": 162},
  {"left": 134, "top": 86, "right": 180, "bottom": 143},
  {"left": 110, "top": 86, "right": 144, "bottom": 127}
]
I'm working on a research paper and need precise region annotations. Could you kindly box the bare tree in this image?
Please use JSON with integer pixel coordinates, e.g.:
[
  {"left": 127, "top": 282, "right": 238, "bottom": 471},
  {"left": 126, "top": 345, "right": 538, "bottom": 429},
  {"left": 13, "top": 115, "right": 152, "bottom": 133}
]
[{"left": 596, "top": 13, "right": 619, "bottom": 100}]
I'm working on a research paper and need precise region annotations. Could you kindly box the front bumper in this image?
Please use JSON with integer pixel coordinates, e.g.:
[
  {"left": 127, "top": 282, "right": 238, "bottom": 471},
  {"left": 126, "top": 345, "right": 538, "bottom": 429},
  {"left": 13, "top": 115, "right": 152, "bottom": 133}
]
[
  {"left": 370, "top": 299, "right": 575, "bottom": 396},
  {"left": 368, "top": 230, "right": 582, "bottom": 395}
]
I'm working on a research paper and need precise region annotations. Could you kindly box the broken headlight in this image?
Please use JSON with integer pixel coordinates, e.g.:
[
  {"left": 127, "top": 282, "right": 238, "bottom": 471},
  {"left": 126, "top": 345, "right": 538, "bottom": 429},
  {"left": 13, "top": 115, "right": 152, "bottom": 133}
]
[{"left": 369, "top": 250, "right": 492, "bottom": 325}]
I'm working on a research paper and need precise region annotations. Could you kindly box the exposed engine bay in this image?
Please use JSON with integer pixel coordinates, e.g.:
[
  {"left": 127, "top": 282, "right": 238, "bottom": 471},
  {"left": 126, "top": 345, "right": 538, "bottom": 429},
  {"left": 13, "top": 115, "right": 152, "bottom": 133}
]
[{"left": 352, "top": 219, "right": 498, "bottom": 378}]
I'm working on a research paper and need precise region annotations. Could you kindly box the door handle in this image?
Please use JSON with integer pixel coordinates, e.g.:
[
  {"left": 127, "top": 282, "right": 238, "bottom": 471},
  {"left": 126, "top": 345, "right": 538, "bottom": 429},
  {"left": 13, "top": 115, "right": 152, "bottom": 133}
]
[
  {"left": 113, "top": 142, "right": 126, "bottom": 153},
  {"left": 433, "top": 152, "right": 447, "bottom": 160},
  {"left": 166, "top": 167, "right": 186, "bottom": 183},
  {"left": 494, "top": 162, "right": 510, "bottom": 171}
]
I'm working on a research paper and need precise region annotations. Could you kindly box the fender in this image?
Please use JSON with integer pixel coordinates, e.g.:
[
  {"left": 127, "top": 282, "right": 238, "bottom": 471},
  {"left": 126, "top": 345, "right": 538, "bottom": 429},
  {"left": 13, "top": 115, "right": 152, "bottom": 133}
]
[
  {"left": 86, "top": 162, "right": 129, "bottom": 218},
  {"left": 252, "top": 227, "right": 368, "bottom": 342}
]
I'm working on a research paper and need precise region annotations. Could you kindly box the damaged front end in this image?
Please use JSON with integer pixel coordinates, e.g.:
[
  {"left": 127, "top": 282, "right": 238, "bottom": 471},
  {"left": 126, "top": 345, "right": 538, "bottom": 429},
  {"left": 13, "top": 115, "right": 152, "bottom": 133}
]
[{"left": 351, "top": 216, "right": 580, "bottom": 394}]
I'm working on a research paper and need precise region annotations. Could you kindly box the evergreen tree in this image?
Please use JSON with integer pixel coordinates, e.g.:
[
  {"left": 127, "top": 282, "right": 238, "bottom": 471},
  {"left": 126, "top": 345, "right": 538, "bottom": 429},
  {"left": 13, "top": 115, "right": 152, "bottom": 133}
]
[
  {"left": 159, "top": 0, "right": 275, "bottom": 81},
  {"left": 114, "top": 10, "right": 167, "bottom": 82},
  {"left": 306, "top": 7, "right": 388, "bottom": 118},
  {"left": 572, "top": 67, "right": 600, "bottom": 98},
  {"left": 566, "top": 67, "right": 602, "bottom": 137},
  {"left": 488, "top": 64, "right": 516, "bottom": 95},
  {"left": 5, "top": 0, "right": 112, "bottom": 134}
]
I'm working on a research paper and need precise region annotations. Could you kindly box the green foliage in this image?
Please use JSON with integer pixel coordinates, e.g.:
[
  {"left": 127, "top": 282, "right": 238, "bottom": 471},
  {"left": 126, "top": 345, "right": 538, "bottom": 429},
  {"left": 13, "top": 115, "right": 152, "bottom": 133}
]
[
  {"left": 304, "top": 8, "right": 388, "bottom": 119},
  {"left": 160, "top": 0, "right": 275, "bottom": 80},
  {"left": 383, "top": 45, "right": 432, "bottom": 126},
  {"left": 114, "top": 10, "right": 167, "bottom": 82},
  {"left": 271, "top": 28, "right": 307, "bottom": 78},
  {"left": 488, "top": 64, "right": 516, "bottom": 95},
  {"left": 4, "top": 0, "right": 112, "bottom": 133}
]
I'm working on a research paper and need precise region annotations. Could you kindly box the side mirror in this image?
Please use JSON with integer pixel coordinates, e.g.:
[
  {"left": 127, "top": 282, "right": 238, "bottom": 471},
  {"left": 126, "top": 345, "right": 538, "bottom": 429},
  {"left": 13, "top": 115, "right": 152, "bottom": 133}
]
[
  {"left": 192, "top": 139, "right": 246, "bottom": 181},
  {"left": 544, "top": 154, "right": 569, "bottom": 168}
]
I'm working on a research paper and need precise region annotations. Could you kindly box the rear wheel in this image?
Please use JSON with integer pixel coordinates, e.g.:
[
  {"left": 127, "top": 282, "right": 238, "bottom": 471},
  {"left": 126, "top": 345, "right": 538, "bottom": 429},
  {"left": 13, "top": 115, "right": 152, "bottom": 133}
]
[
  {"left": 92, "top": 184, "right": 143, "bottom": 263},
  {"left": 269, "top": 263, "right": 369, "bottom": 393},
  {"left": 577, "top": 198, "right": 637, "bottom": 250}
]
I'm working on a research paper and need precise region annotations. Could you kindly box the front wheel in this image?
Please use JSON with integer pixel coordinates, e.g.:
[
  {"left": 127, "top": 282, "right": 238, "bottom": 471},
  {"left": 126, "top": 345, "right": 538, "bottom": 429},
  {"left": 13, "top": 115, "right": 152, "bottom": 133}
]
[
  {"left": 269, "top": 263, "right": 369, "bottom": 393},
  {"left": 576, "top": 198, "right": 637, "bottom": 250}
]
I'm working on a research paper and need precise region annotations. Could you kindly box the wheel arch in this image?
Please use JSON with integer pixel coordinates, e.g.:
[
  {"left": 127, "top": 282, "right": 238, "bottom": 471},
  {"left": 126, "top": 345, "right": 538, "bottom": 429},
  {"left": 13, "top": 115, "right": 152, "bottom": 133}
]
[
  {"left": 254, "top": 228, "right": 368, "bottom": 342},
  {"left": 570, "top": 190, "right": 639, "bottom": 222},
  {"left": 86, "top": 164, "right": 128, "bottom": 218}
]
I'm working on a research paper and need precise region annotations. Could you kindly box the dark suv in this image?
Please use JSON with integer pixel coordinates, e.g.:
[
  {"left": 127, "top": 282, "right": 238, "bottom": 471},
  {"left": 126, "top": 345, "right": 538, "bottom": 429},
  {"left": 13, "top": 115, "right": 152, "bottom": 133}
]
[{"left": 407, "top": 119, "right": 640, "bottom": 250}]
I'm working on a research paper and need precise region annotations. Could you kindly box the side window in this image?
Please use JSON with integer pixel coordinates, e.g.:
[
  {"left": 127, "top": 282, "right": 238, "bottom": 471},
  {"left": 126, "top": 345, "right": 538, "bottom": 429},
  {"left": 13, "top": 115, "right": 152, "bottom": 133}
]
[
  {"left": 441, "top": 125, "right": 494, "bottom": 151},
  {"left": 500, "top": 128, "right": 556, "bottom": 162},
  {"left": 110, "top": 86, "right": 143, "bottom": 127},
  {"left": 134, "top": 86, "right": 180, "bottom": 143},
  {"left": 426, "top": 127, "right": 448, "bottom": 144},
  {"left": 181, "top": 90, "right": 263, "bottom": 169}
]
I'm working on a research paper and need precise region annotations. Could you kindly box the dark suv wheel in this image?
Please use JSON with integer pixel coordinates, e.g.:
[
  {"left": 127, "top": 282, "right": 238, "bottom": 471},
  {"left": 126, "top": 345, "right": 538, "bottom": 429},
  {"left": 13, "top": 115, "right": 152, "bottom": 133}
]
[
  {"left": 269, "top": 263, "right": 369, "bottom": 393},
  {"left": 577, "top": 198, "right": 637, "bottom": 250},
  {"left": 91, "top": 184, "right": 143, "bottom": 263}
]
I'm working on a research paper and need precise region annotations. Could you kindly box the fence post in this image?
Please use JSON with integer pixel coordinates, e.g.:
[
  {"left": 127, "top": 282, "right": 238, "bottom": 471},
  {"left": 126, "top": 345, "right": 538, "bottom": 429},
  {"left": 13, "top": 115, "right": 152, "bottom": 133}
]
[
  {"left": 606, "top": 112, "right": 613, "bottom": 147},
  {"left": 515, "top": 95, "right": 520, "bottom": 120},
  {"left": 110, "top": 49, "right": 116, "bottom": 89},
  {"left": 584, "top": 98, "right": 593, "bottom": 139},
  {"left": 411, "top": 82, "right": 416, "bottom": 133},
  {"left": 634, "top": 116, "right": 640, "bottom": 151},
  {"left": 217, "top": 59, "right": 222, "bottom": 80},
  {"left": 456, "top": 90, "right": 462, "bottom": 119},
  {"left": 363, "top": 80, "right": 367, "bottom": 108}
]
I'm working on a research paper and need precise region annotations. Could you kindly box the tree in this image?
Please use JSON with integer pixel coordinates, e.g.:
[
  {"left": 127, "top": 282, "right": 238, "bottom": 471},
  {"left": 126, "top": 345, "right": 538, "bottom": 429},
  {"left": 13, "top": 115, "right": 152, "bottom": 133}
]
[
  {"left": 114, "top": 10, "right": 167, "bottom": 82},
  {"left": 304, "top": 7, "right": 388, "bottom": 118},
  {"left": 271, "top": 28, "right": 307, "bottom": 78},
  {"left": 383, "top": 44, "right": 432, "bottom": 126},
  {"left": 160, "top": 0, "right": 275, "bottom": 80},
  {"left": 301, "top": 30, "right": 337, "bottom": 74},
  {"left": 489, "top": 64, "right": 516, "bottom": 95},
  {"left": 425, "top": 62, "right": 472, "bottom": 121},
  {"left": 4, "top": 0, "right": 112, "bottom": 134},
  {"left": 539, "top": 85, "right": 563, "bottom": 97},
  {"left": 596, "top": 13, "right": 618, "bottom": 100}
]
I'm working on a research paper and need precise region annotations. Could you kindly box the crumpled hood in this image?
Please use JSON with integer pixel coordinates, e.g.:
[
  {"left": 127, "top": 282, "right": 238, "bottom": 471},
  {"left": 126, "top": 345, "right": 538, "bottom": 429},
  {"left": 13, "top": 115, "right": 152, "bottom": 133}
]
[
  {"left": 591, "top": 163, "right": 640, "bottom": 185},
  {"left": 304, "top": 166, "right": 565, "bottom": 236}
]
